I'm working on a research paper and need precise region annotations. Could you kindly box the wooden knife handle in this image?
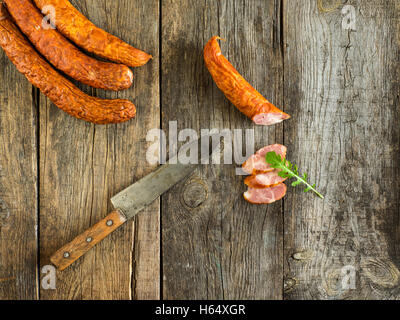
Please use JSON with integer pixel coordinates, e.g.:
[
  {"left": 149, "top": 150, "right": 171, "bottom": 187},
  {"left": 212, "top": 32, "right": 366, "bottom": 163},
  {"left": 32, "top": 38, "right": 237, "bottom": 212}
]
[{"left": 50, "top": 209, "right": 127, "bottom": 271}]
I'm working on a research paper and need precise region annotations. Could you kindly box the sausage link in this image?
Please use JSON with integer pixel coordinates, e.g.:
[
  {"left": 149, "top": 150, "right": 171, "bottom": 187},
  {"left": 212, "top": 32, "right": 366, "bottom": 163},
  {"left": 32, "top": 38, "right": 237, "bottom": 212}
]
[
  {"left": 0, "top": 5, "right": 136, "bottom": 124},
  {"left": 204, "top": 36, "right": 290, "bottom": 126},
  {"left": 4, "top": 0, "right": 133, "bottom": 91},
  {"left": 33, "top": 0, "right": 152, "bottom": 67}
]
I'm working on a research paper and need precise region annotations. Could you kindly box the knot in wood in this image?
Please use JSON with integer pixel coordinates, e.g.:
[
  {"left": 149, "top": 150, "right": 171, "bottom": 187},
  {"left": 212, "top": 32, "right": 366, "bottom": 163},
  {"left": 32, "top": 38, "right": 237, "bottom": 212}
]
[
  {"left": 284, "top": 277, "right": 298, "bottom": 293},
  {"left": 0, "top": 198, "right": 10, "bottom": 226},
  {"left": 182, "top": 181, "right": 208, "bottom": 209},
  {"left": 361, "top": 258, "right": 400, "bottom": 288},
  {"left": 292, "top": 250, "right": 314, "bottom": 261}
]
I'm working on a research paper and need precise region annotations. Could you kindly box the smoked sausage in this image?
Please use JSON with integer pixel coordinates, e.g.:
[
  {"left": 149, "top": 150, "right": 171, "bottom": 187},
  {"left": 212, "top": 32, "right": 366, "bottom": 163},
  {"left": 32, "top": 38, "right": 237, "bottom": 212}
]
[
  {"left": 242, "top": 144, "right": 287, "bottom": 175},
  {"left": 244, "top": 171, "right": 287, "bottom": 189},
  {"left": 0, "top": 5, "right": 136, "bottom": 124},
  {"left": 204, "top": 36, "right": 290, "bottom": 126},
  {"left": 4, "top": 0, "right": 133, "bottom": 91},
  {"left": 33, "top": 0, "right": 152, "bottom": 67},
  {"left": 244, "top": 183, "right": 287, "bottom": 204}
]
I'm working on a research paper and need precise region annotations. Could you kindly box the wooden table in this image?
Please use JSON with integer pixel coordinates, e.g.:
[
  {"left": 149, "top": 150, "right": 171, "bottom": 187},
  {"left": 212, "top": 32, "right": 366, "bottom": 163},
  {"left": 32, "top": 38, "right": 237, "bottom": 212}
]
[{"left": 0, "top": 0, "right": 399, "bottom": 300}]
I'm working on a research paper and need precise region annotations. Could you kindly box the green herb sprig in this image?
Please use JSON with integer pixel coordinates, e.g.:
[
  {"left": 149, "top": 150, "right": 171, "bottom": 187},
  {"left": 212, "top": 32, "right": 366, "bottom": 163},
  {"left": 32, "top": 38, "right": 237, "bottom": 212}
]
[{"left": 265, "top": 151, "right": 324, "bottom": 199}]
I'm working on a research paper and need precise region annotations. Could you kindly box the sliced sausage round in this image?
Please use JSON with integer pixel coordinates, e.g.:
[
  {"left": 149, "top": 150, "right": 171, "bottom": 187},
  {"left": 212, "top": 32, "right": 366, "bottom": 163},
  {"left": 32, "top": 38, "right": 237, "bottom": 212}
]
[
  {"left": 244, "top": 171, "right": 287, "bottom": 188},
  {"left": 242, "top": 144, "right": 287, "bottom": 174},
  {"left": 244, "top": 183, "right": 287, "bottom": 204}
]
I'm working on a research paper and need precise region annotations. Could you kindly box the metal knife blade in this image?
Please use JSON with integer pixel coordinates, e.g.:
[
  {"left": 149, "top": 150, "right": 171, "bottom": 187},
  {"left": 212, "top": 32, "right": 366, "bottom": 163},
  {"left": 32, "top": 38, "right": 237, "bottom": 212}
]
[
  {"left": 111, "top": 133, "right": 221, "bottom": 219},
  {"left": 111, "top": 162, "right": 196, "bottom": 219}
]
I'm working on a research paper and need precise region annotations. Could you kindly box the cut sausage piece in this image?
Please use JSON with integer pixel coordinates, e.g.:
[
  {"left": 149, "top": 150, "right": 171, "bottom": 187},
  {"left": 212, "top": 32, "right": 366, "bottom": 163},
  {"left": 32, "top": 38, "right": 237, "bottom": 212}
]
[
  {"left": 4, "top": 0, "right": 133, "bottom": 91},
  {"left": 0, "top": 6, "right": 136, "bottom": 124},
  {"left": 242, "top": 144, "right": 287, "bottom": 174},
  {"left": 33, "top": 0, "right": 152, "bottom": 67},
  {"left": 204, "top": 36, "right": 290, "bottom": 125},
  {"left": 244, "top": 171, "right": 287, "bottom": 188},
  {"left": 244, "top": 183, "right": 287, "bottom": 204}
]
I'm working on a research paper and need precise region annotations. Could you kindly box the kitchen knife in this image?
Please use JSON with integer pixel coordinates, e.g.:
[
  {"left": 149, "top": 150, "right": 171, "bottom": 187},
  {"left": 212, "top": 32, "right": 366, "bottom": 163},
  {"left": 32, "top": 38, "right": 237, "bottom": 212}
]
[{"left": 50, "top": 134, "right": 221, "bottom": 271}]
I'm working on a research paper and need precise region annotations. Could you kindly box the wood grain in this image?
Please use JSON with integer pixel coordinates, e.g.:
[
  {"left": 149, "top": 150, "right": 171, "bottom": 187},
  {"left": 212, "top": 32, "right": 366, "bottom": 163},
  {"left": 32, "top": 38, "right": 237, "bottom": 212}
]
[
  {"left": 0, "top": 36, "right": 38, "bottom": 299},
  {"left": 283, "top": 0, "right": 400, "bottom": 299},
  {"left": 39, "top": 0, "right": 159, "bottom": 300},
  {"left": 161, "top": 0, "right": 284, "bottom": 299},
  {"left": 0, "top": 0, "right": 399, "bottom": 300}
]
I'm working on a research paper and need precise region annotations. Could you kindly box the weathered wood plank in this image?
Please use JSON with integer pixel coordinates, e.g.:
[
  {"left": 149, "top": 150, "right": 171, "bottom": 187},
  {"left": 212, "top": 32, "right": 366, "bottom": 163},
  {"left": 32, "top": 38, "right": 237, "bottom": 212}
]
[
  {"left": 283, "top": 0, "right": 400, "bottom": 299},
  {"left": 2, "top": 0, "right": 398, "bottom": 300},
  {"left": 162, "top": 0, "right": 284, "bottom": 299},
  {"left": 0, "top": 42, "right": 38, "bottom": 298},
  {"left": 39, "top": 0, "right": 159, "bottom": 299}
]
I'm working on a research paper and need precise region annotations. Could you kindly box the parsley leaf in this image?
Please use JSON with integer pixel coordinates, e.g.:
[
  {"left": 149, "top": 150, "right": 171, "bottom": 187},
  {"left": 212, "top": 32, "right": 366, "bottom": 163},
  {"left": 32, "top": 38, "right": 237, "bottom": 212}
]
[{"left": 265, "top": 151, "right": 324, "bottom": 199}]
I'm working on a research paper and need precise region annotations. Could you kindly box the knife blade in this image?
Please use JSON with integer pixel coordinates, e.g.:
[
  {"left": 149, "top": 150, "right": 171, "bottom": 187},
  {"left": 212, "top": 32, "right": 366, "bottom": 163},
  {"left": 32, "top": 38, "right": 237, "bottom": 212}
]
[
  {"left": 111, "top": 162, "right": 197, "bottom": 220},
  {"left": 50, "top": 134, "right": 221, "bottom": 270}
]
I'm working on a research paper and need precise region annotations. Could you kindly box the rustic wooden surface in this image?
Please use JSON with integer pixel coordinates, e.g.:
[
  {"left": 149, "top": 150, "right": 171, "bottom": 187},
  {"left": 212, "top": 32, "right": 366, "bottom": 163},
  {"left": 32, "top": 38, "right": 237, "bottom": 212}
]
[
  {"left": 0, "top": 0, "right": 398, "bottom": 300},
  {"left": 283, "top": 0, "right": 400, "bottom": 299},
  {"left": 161, "top": 0, "right": 284, "bottom": 299},
  {"left": 38, "top": 0, "right": 160, "bottom": 300},
  {"left": 0, "top": 35, "right": 38, "bottom": 300}
]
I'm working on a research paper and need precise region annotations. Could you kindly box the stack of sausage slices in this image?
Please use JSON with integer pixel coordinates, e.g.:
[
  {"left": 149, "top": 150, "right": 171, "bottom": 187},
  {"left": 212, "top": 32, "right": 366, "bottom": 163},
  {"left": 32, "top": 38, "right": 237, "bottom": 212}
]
[
  {"left": 0, "top": 0, "right": 151, "bottom": 124},
  {"left": 242, "top": 144, "right": 288, "bottom": 204}
]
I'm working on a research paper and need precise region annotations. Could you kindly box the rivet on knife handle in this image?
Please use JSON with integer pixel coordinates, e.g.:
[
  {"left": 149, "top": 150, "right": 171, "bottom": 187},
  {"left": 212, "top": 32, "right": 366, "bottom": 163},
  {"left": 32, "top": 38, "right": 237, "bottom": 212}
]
[{"left": 50, "top": 209, "right": 127, "bottom": 271}]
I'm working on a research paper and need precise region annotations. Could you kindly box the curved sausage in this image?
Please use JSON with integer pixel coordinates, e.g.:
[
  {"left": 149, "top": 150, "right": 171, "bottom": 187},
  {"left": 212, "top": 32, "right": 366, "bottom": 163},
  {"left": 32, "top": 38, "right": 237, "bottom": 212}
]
[
  {"left": 204, "top": 36, "right": 290, "bottom": 125},
  {"left": 244, "top": 171, "right": 287, "bottom": 189},
  {"left": 244, "top": 183, "right": 287, "bottom": 204},
  {"left": 242, "top": 144, "right": 287, "bottom": 175},
  {"left": 4, "top": 0, "right": 133, "bottom": 91},
  {"left": 33, "top": 0, "right": 152, "bottom": 67},
  {"left": 0, "top": 6, "right": 136, "bottom": 124}
]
